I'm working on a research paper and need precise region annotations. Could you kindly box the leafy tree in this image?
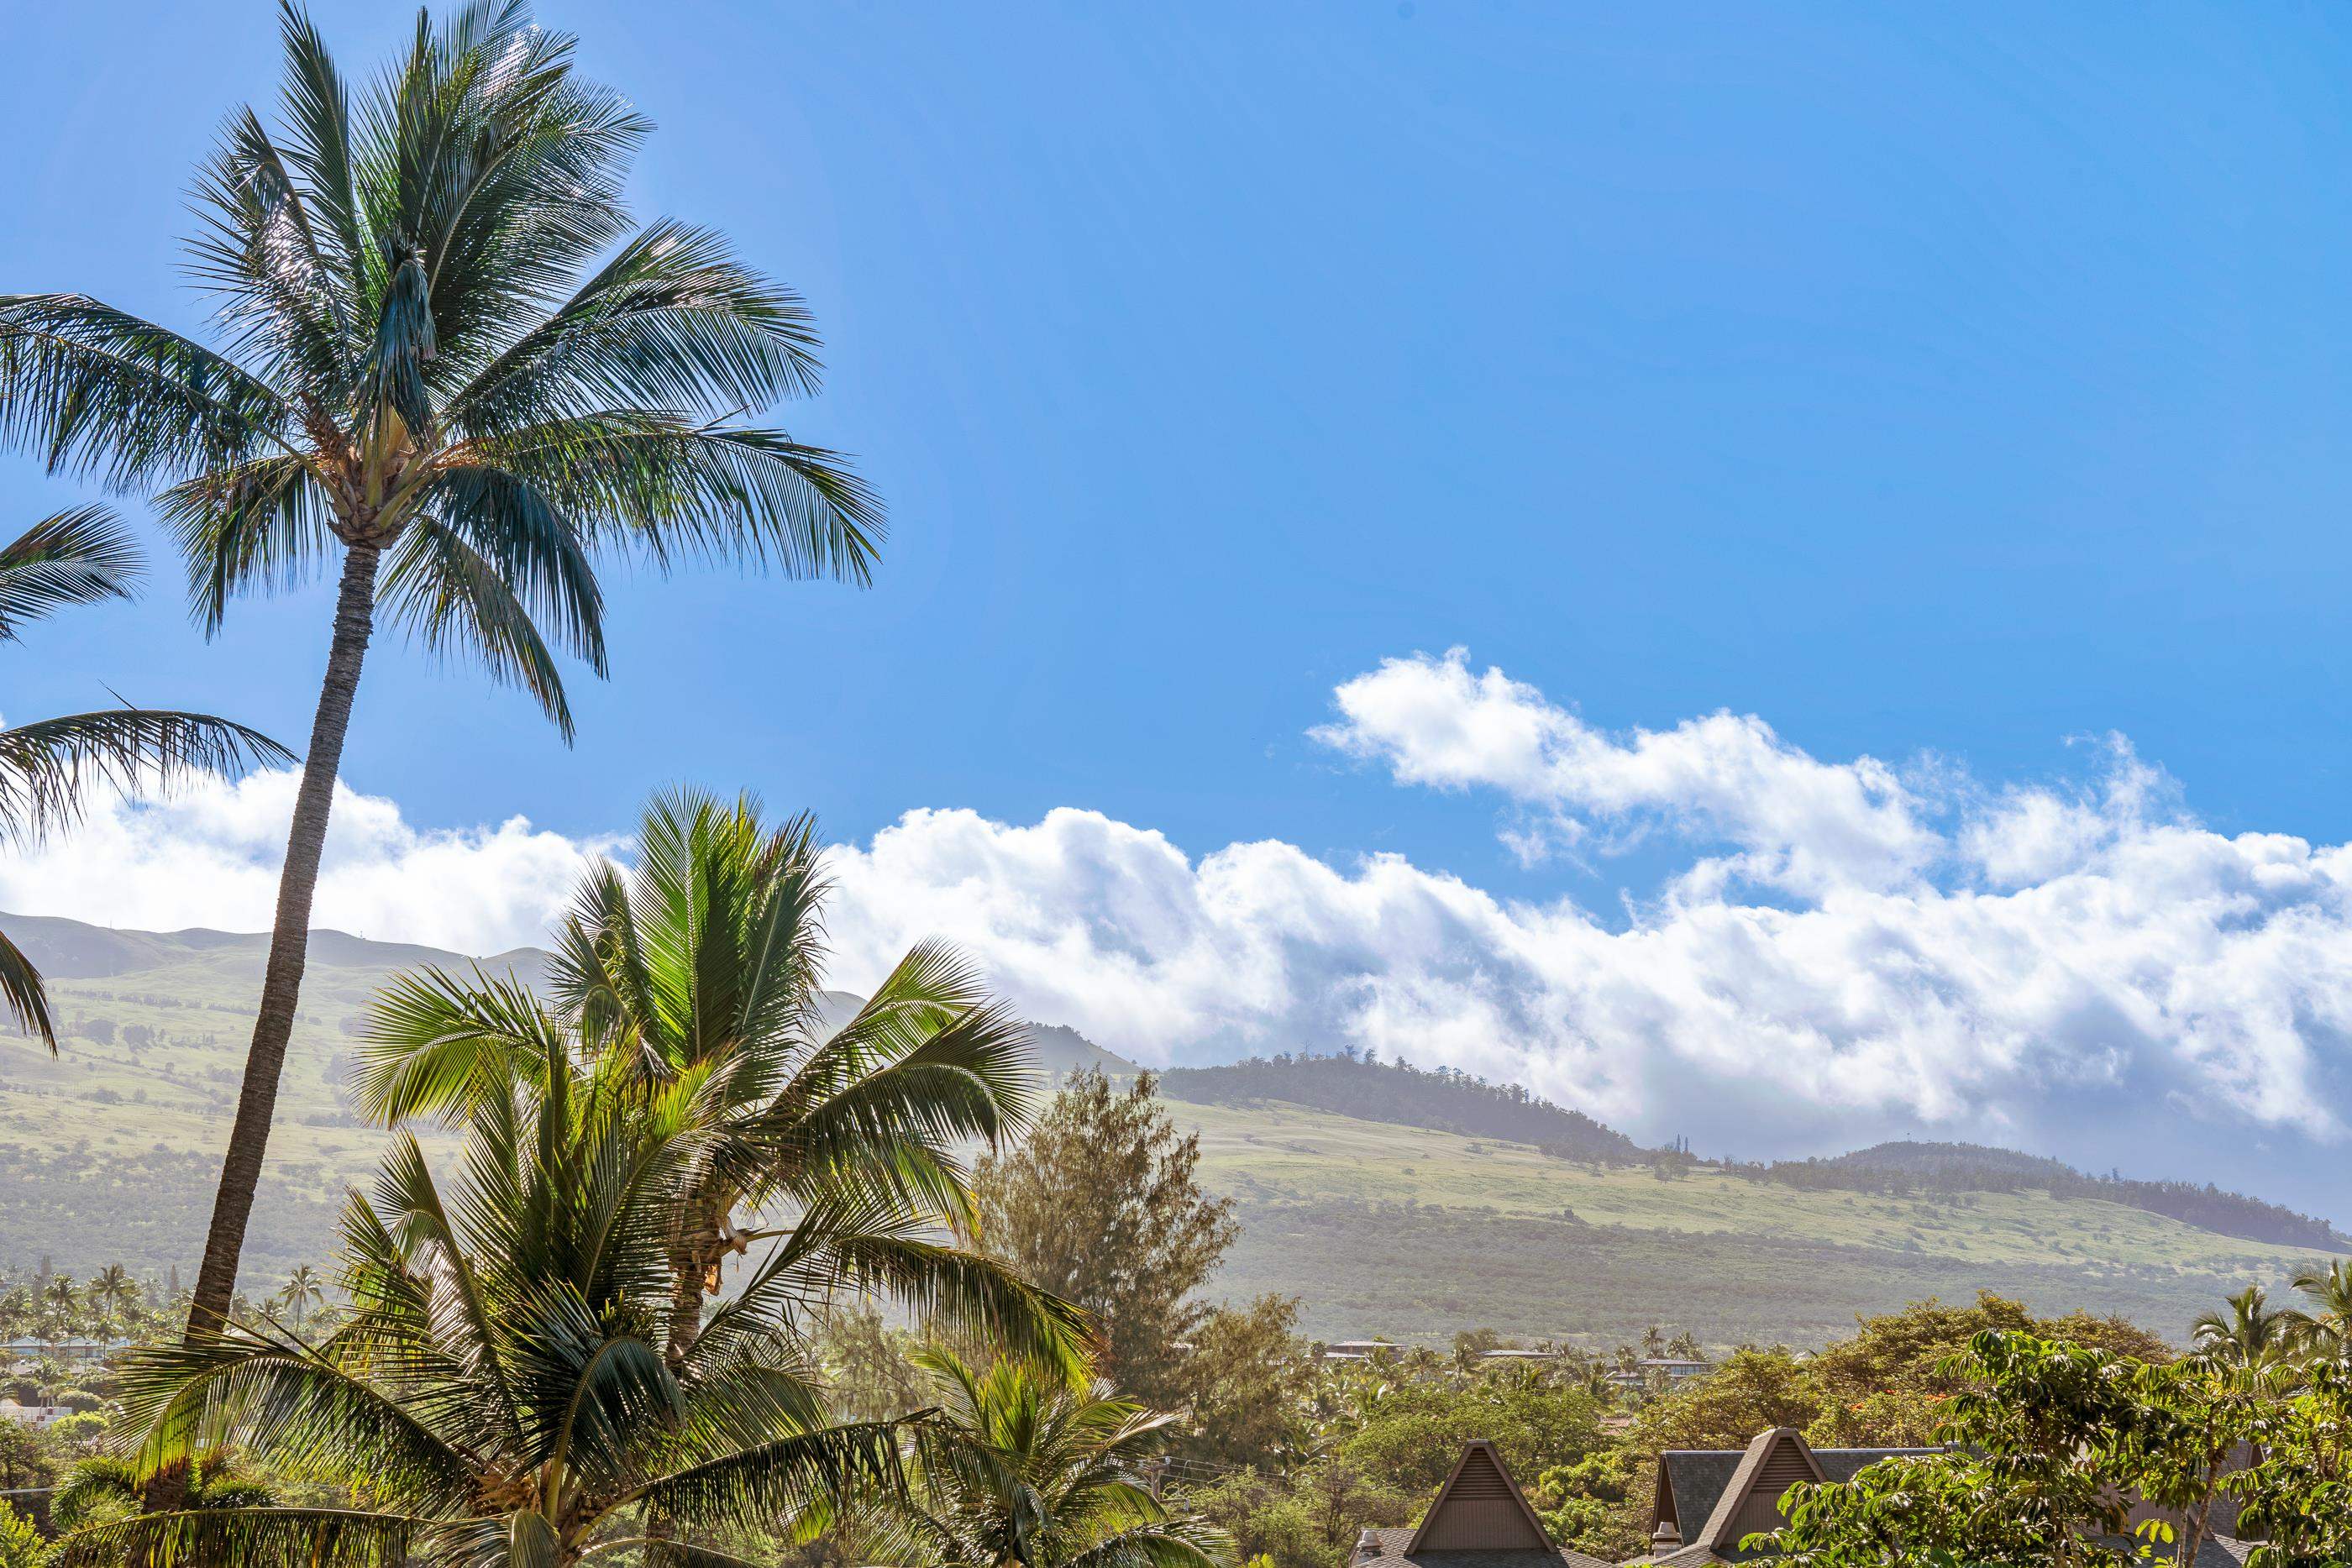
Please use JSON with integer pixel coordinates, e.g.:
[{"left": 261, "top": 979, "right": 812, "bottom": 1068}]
[
  {"left": 1333, "top": 1372, "right": 1605, "bottom": 1502},
  {"left": 1181, "top": 1460, "right": 1409, "bottom": 1568},
  {"left": 1767, "top": 1332, "right": 2147, "bottom": 1566},
  {"left": 1183, "top": 1295, "right": 1314, "bottom": 1469},
  {"left": 2231, "top": 1356, "right": 2352, "bottom": 1564},
  {"left": 358, "top": 788, "right": 1068, "bottom": 1374},
  {"left": 974, "top": 1071, "right": 1239, "bottom": 1410},
  {"left": 0, "top": 1500, "right": 40, "bottom": 1568},
  {"left": 0, "top": 508, "right": 285, "bottom": 1047},
  {"left": 80, "top": 1063, "right": 924, "bottom": 1568},
  {"left": 1803, "top": 1293, "right": 2171, "bottom": 1447},
  {"left": 811, "top": 1298, "right": 929, "bottom": 1426},
  {"left": 0, "top": 1, "right": 884, "bottom": 1340},
  {"left": 1528, "top": 1450, "right": 1640, "bottom": 1561},
  {"left": 878, "top": 1347, "right": 1230, "bottom": 1568}
]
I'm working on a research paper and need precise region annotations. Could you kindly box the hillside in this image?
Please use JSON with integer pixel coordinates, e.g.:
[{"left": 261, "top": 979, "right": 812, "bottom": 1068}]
[
  {"left": 1161, "top": 1051, "right": 1643, "bottom": 1163},
  {"left": 1163, "top": 1101, "right": 2347, "bottom": 1348},
  {"left": 1743, "top": 1141, "right": 2352, "bottom": 1251},
  {"left": 0, "top": 913, "right": 2339, "bottom": 1348}
]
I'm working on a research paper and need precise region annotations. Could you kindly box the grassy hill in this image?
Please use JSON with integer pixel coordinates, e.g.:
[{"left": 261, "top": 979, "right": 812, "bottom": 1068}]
[
  {"left": 1161, "top": 1097, "right": 2342, "bottom": 1347},
  {"left": 0, "top": 913, "right": 2336, "bottom": 1348}
]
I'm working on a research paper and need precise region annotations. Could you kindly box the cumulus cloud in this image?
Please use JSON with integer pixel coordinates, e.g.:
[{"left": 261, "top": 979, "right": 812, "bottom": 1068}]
[
  {"left": 1314, "top": 648, "right": 1940, "bottom": 894},
  {"left": 0, "top": 769, "right": 608, "bottom": 957},
  {"left": 11, "top": 656, "right": 2352, "bottom": 1211}
]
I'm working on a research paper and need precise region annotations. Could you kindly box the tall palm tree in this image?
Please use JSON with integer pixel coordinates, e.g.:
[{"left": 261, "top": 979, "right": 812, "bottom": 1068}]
[
  {"left": 0, "top": 1, "right": 883, "bottom": 1340},
  {"left": 270, "top": 1264, "right": 327, "bottom": 1336},
  {"left": 0, "top": 507, "right": 287, "bottom": 1046},
  {"left": 2190, "top": 1285, "right": 2311, "bottom": 1372},
  {"left": 877, "top": 1347, "right": 1230, "bottom": 1568},
  {"left": 43, "top": 1274, "right": 80, "bottom": 1340},
  {"left": 2293, "top": 1261, "right": 2352, "bottom": 1357},
  {"left": 87, "top": 1264, "right": 139, "bottom": 1339},
  {"left": 355, "top": 787, "right": 1067, "bottom": 1373},
  {"left": 76, "top": 1057, "right": 942, "bottom": 1568}
]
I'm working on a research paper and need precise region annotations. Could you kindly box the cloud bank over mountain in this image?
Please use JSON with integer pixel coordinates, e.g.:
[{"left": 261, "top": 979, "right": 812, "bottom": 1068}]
[{"left": 10, "top": 648, "right": 2350, "bottom": 1211}]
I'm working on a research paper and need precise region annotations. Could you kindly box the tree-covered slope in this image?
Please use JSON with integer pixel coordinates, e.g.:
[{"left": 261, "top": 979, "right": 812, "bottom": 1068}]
[{"left": 1160, "top": 1051, "right": 1644, "bottom": 1163}]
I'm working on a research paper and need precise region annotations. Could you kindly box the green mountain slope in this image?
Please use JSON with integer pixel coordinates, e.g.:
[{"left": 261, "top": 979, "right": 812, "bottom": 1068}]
[
  {"left": 1160, "top": 1097, "right": 2342, "bottom": 1347},
  {"left": 0, "top": 914, "right": 2334, "bottom": 1347}
]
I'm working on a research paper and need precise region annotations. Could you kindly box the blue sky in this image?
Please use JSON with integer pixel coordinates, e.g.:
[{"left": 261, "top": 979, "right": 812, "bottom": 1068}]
[
  {"left": 13, "top": 2, "right": 2352, "bottom": 1199},
  {"left": 12, "top": 0, "right": 2352, "bottom": 879}
]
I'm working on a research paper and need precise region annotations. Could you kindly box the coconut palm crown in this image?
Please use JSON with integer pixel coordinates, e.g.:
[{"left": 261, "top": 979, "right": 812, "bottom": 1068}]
[
  {"left": 879, "top": 1347, "right": 1231, "bottom": 1568},
  {"left": 0, "top": 0, "right": 883, "bottom": 1337},
  {"left": 354, "top": 788, "right": 1080, "bottom": 1376},
  {"left": 80, "top": 1054, "right": 928, "bottom": 1568},
  {"left": 2190, "top": 1285, "right": 2311, "bottom": 1373}
]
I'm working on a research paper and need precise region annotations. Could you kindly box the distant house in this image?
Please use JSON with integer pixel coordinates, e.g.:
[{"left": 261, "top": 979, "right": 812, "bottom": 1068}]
[
  {"left": 1352, "top": 1441, "right": 1613, "bottom": 1568},
  {"left": 0, "top": 1401, "right": 68, "bottom": 1429},
  {"left": 0, "top": 1335, "right": 124, "bottom": 1366},
  {"left": 1604, "top": 1356, "right": 1714, "bottom": 1390},
  {"left": 1474, "top": 1348, "right": 1560, "bottom": 1364},
  {"left": 1322, "top": 1339, "right": 1402, "bottom": 1361}
]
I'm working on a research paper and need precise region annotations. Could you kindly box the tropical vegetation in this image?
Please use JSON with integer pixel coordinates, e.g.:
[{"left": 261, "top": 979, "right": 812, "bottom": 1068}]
[
  {"left": 0, "top": 0, "right": 885, "bottom": 1340},
  {"left": 0, "top": 508, "right": 285, "bottom": 1048}
]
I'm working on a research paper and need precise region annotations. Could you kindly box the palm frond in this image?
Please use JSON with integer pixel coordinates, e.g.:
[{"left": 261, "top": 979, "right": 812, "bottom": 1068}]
[
  {"left": 475, "top": 414, "right": 880, "bottom": 584},
  {"left": 0, "top": 504, "right": 139, "bottom": 637},
  {"left": 0, "top": 708, "right": 294, "bottom": 843},
  {"left": 0, "top": 925, "right": 55, "bottom": 1054},
  {"left": 377, "top": 516, "right": 580, "bottom": 739},
  {"left": 354, "top": 962, "right": 564, "bottom": 1125},
  {"left": 0, "top": 294, "right": 289, "bottom": 486},
  {"left": 157, "top": 452, "right": 339, "bottom": 633},
  {"left": 627, "top": 1419, "right": 906, "bottom": 1536},
  {"left": 446, "top": 223, "right": 823, "bottom": 435},
  {"left": 54, "top": 1507, "right": 425, "bottom": 1568}
]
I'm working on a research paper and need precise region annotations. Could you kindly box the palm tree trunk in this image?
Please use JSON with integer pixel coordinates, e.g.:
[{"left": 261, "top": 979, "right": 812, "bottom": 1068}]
[{"left": 184, "top": 542, "right": 383, "bottom": 1340}]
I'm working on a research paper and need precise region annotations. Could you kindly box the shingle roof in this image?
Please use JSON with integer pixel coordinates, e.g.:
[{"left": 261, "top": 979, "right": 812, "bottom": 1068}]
[{"left": 1353, "top": 1527, "right": 1614, "bottom": 1568}]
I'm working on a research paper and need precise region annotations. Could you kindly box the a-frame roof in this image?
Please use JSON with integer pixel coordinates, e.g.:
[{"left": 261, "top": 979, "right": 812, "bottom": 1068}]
[
  {"left": 1406, "top": 1440, "right": 1554, "bottom": 1554},
  {"left": 1694, "top": 1428, "right": 1824, "bottom": 1553}
]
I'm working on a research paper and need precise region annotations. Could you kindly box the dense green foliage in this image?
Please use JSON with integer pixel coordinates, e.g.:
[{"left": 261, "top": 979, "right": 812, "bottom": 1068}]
[
  {"left": 1160, "top": 1052, "right": 1641, "bottom": 1164},
  {"left": 1738, "top": 1140, "right": 2352, "bottom": 1251},
  {"left": 975, "top": 1072, "right": 1241, "bottom": 1410}
]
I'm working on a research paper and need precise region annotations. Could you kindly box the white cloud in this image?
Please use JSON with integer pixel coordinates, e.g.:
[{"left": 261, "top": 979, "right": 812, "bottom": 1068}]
[
  {"left": 0, "top": 769, "right": 608, "bottom": 957},
  {"left": 1313, "top": 648, "right": 1940, "bottom": 895},
  {"left": 10, "top": 658, "right": 2352, "bottom": 1212}
]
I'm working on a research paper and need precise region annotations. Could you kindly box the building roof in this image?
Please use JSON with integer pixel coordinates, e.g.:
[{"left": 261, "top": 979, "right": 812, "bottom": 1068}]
[
  {"left": 1635, "top": 1429, "right": 2254, "bottom": 1566},
  {"left": 1356, "top": 1527, "right": 1614, "bottom": 1568},
  {"left": 1639, "top": 1429, "right": 1942, "bottom": 1564},
  {"left": 1352, "top": 1442, "right": 1614, "bottom": 1568}
]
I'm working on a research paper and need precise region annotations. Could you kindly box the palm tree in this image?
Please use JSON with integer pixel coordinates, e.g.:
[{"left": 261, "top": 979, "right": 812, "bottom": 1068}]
[
  {"left": 76, "top": 1063, "right": 942, "bottom": 1568},
  {"left": 270, "top": 1264, "right": 327, "bottom": 1336},
  {"left": 0, "top": 1, "right": 883, "bottom": 1340},
  {"left": 2293, "top": 1261, "right": 2352, "bottom": 1357},
  {"left": 355, "top": 787, "right": 1067, "bottom": 1372},
  {"left": 87, "top": 1264, "right": 138, "bottom": 1339},
  {"left": 2191, "top": 1285, "right": 2311, "bottom": 1371},
  {"left": 53, "top": 1453, "right": 279, "bottom": 1534},
  {"left": 43, "top": 1275, "right": 80, "bottom": 1340},
  {"left": 877, "top": 1347, "right": 1231, "bottom": 1568},
  {"left": 0, "top": 507, "right": 286, "bottom": 1046}
]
